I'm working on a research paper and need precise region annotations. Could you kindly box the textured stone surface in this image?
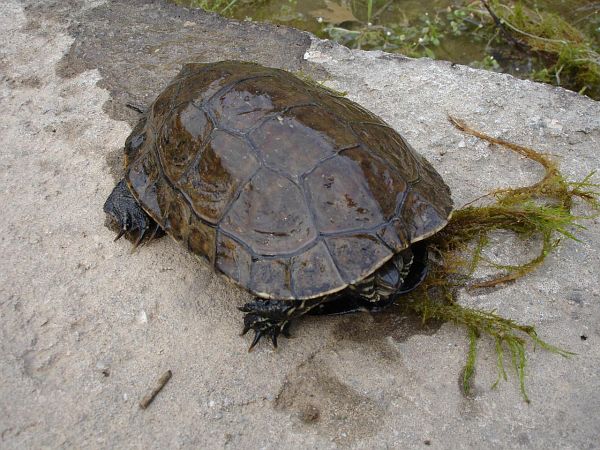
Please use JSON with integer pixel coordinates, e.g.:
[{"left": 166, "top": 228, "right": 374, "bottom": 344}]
[{"left": 1, "top": 0, "right": 599, "bottom": 448}]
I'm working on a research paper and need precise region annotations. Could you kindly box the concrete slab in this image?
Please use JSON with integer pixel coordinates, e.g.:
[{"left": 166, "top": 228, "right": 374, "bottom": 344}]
[{"left": 1, "top": 0, "right": 599, "bottom": 448}]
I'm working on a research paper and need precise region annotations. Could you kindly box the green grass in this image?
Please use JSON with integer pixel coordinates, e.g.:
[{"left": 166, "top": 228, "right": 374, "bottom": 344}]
[
  {"left": 484, "top": 1, "right": 600, "bottom": 100},
  {"left": 177, "top": 0, "right": 240, "bottom": 14}
]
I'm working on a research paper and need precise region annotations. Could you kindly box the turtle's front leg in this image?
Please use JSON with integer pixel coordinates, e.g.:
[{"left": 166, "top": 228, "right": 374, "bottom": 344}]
[
  {"left": 239, "top": 299, "right": 321, "bottom": 350},
  {"left": 104, "top": 179, "right": 165, "bottom": 248}
]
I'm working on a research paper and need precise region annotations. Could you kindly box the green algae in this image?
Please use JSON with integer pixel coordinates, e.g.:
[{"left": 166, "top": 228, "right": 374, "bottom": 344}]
[{"left": 401, "top": 117, "right": 598, "bottom": 401}]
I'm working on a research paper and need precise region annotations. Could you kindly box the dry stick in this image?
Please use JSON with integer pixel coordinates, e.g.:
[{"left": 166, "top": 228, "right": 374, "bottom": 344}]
[
  {"left": 371, "top": 0, "right": 394, "bottom": 22},
  {"left": 125, "top": 103, "right": 146, "bottom": 114},
  {"left": 139, "top": 370, "right": 172, "bottom": 409},
  {"left": 480, "top": 0, "right": 528, "bottom": 51}
]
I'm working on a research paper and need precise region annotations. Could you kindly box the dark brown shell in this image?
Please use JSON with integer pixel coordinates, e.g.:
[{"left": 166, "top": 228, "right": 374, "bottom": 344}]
[{"left": 125, "top": 61, "right": 453, "bottom": 300}]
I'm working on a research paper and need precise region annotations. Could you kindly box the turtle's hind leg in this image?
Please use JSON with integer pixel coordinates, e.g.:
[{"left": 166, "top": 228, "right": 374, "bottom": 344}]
[
  {"left": 103, "top": 179, "right": 164, "bottom": 247},
  {"left": 239, "top": 298, "right": 322, "bottom": 350}
]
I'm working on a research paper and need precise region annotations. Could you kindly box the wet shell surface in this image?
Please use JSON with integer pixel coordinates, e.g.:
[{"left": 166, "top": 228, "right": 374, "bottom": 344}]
[{"left": 125, "top": 61, "right": 453, "bottom": 300}]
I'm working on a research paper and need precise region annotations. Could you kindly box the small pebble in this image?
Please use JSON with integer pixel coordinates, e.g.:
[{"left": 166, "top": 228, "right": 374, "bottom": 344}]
[
  {"left": 136, "top": 310, "right": 148, "bottom": 324},
  {"left": 96, "top": 359, "right": 111, "bottom": 377}
]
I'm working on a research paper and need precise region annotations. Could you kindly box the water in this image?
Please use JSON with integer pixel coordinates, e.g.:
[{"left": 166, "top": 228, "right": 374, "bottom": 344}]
[{"left": 175, "top": 0, "right": 600, "bottom": 94}]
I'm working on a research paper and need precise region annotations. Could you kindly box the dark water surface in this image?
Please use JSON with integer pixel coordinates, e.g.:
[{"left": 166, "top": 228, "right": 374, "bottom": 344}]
[{"left": 175, "top": 0, "right": 599, "bottom": 93}]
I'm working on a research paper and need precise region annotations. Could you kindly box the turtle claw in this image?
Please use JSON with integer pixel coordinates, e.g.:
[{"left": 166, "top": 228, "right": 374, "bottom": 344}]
[
  {"left": 131, "top": 227, "right": 148, "bottom": 251},
  {"left": 146, "top": 222, "right": 161, "bottom": 243},
  {"left": 238, "top": 299, "right": 310, "bottom": 350},
  {"left": 248, "top": 331, "right": 263, "bottom": 352},
  {"left": 114, "top": 228, "right": 127, "bottom": 242},
  {"left": 280, "top": 323, "right": 291, "bottom": 338},
  {"left": 246, "top": 328, "right": 280, "bottom": 352},
  {"left": 241, "top": 312, "right": 285, "bottom": 350},
  {"left": 241, "top": 322, "right": 251, "bottom": 336}
]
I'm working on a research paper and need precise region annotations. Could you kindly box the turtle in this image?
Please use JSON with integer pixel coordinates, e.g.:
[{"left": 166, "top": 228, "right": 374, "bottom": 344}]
[{"left": 103, "top": 61, "right": 453, "bottom": 350}]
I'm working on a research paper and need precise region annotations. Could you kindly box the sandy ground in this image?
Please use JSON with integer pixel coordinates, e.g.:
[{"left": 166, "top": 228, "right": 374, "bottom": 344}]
[{"left": 1, "top": 0, "right": 599, "bottom": 448}]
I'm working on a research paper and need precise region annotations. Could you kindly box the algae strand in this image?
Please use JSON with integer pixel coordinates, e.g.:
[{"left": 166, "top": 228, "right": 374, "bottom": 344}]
[{"left": 405, "top": 117, "right": 597, "bottom": 400}]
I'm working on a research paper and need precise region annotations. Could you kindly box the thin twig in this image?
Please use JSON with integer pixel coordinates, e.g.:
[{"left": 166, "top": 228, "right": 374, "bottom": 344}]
[
  {"left": 139, "top": 370, "right": 172, "bottom": 409},
  {"left": 480, "top": 0, "right": 528, "bottom": 50},
  {"left": 371, "top": 0, "right": 394, "bottom": 22},
  {"left": 125, "top": 103, "right": 146, "bottom": 115}
]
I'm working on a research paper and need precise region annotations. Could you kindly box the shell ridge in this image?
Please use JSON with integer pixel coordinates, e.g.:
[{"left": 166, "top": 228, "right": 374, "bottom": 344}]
[
  {"left": 178, "top": 62, "right": 213, "bottom": 81},
  {"left": 243, "top": 102, "right": 318, "bottom": 137},
  {"left": 218, "top": 228, "right": 260, "bottom": 260},
  {"left": 214, "top": 159, "right": 263, "bottom": 226},
  {"left": 299, "top": 143, "right": 361, "bottom": 180},
  {"left": 287, "top": 257, "right": 298, "bottom": 299},
  {"left": 205, "top": 74, "right": 277, "bottom": 111},
  {"left": 149, "top": 144, "right": 216, "bottom": 230},
  {"left": 357, "top": 121, "right": 422, "bottom": 184},
  {"left": 394, "top": 183, "right": 410, "bottom": 216},
  {"left": 320, "top": 238, "right": 349, "bottom": 286},
  {"left": 174, "top": 138, "right": 211, "bottom": 188},
  {"left": 150, "top": 79, "right": 185, "bottom": 133},
  {"left": 220, "top": 167, "right": 320, "bottom": 257},
  {"left": 125, "top": 122, "right": 156, "bottom": 169}
]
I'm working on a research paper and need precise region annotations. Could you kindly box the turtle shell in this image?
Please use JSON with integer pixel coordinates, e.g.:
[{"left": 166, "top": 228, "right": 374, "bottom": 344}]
[{"left": 125, "top": 61, "right": 453, "bottom": 300}]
